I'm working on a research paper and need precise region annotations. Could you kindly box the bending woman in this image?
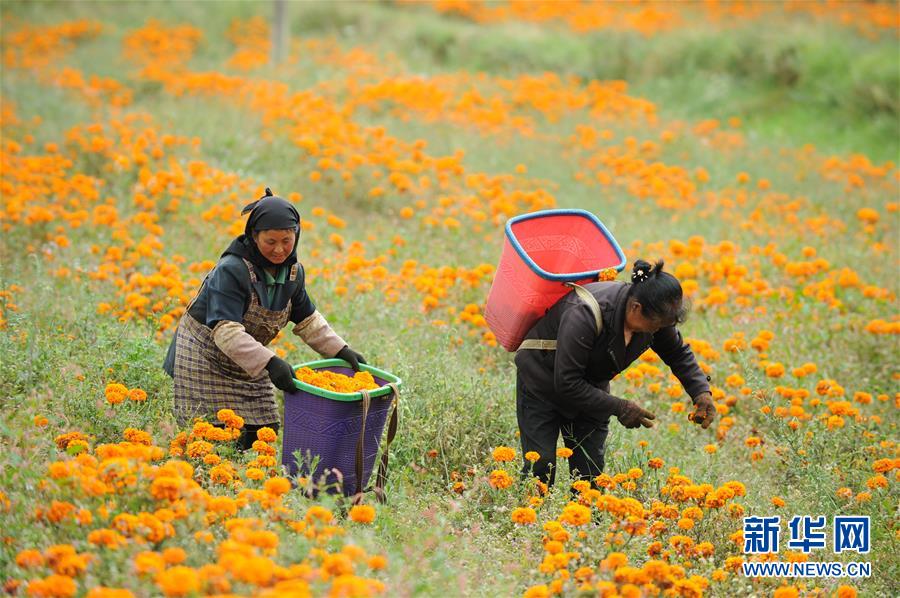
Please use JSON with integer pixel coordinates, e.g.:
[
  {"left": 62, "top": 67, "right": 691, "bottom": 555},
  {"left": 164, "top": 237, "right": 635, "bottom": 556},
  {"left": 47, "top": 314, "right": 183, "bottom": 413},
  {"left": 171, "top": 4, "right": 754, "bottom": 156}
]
[
  {"left": 163, "top": 188, "right": 365, "bottom": 448},
  {"left": 514, "top": 259, "right": 715, "bottom": 487}
]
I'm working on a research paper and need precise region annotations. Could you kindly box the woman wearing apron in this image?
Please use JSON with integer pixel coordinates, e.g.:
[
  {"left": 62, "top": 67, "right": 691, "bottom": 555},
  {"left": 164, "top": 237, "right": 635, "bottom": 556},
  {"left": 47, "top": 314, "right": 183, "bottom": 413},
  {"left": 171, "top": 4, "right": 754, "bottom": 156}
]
[
  {"left": 514, "top": 259, "right": 716, "bottom": 487},
  {"left": 163, "top": 188, "right": 365, "bottom": 449}
]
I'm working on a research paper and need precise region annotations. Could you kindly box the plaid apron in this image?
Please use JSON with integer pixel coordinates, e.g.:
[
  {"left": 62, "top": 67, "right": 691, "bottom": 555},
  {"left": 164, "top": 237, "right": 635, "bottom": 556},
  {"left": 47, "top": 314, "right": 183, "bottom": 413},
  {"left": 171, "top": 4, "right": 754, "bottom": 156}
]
[{"left": 173, "top": 258, "right": 293, "bottom": 426}]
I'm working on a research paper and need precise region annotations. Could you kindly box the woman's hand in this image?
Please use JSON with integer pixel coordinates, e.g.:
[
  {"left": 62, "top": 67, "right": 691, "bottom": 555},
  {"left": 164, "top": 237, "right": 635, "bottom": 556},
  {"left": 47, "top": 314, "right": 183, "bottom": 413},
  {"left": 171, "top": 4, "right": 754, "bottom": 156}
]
[
  {"left": 690, "top": 392, "right": 716, "bottom": 429},
  {"left": 335, "top": 345, "right": 367, "bottom": 372},
  {"left": 265, "top": 356, "right": 297, "bottom": 392},
  {"left": 616, "top": 400, "right": 656, "bottom": 429}
]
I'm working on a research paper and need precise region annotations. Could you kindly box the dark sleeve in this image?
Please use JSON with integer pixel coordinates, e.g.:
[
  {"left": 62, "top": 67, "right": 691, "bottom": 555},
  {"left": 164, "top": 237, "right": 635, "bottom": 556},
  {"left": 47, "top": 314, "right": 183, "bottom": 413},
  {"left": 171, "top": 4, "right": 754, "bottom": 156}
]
[
  {"left": 289, "top": 264, "right": 317, "bottom": 324},
  {"left": 205, "top": 258, "right": 251, "bottom": 328},
  {"left": 554, "top": 302, "right": 626, "bottom": 415},
  {"left": 651, "top": 326, "right": 711, "bottom": 400}
]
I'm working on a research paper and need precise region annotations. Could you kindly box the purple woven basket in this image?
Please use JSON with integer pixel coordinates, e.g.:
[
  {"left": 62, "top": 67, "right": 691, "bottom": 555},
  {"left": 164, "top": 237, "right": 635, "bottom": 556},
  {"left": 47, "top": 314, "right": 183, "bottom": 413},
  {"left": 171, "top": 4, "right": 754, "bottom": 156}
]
[{"left": 281, "top": 363, "right": 397, "bottom": 496}]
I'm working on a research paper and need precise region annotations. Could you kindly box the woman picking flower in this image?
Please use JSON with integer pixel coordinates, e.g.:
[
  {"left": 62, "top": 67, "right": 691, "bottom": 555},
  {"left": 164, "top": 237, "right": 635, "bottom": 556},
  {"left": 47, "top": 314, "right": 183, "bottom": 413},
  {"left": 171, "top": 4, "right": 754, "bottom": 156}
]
[
  {"left": 514, "top": 259, "right": 715, "bottom": 487},
  {"left": 163, "top": 188, "right": 365, "bottom": 449}
]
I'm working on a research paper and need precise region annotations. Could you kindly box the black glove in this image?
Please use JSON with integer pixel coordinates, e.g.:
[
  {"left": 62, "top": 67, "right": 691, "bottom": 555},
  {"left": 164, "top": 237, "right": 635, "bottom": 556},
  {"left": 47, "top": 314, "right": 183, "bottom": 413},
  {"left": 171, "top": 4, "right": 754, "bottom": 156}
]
[
  {"left": 616, "top": 400, "right": 656, "bottom": 429},
  {"left": 335, "top": 345, "right": 366, "bottom": 372},
  {"left": 265, "top": 356, "right": 296, "bottom": 392}
]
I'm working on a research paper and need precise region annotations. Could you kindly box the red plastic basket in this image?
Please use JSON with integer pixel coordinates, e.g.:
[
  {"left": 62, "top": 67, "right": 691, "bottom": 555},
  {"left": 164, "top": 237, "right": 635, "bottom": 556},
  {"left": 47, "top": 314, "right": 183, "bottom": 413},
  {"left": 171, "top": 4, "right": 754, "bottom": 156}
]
[{"left": 484, "top": 209, "right": 625, "bottom": 351}]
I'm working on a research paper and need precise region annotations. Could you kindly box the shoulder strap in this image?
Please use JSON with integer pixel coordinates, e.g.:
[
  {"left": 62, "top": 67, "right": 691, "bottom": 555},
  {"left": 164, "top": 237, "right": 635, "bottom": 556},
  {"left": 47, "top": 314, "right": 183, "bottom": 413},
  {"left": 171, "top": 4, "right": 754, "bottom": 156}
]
[
  {"left": 516, "top": 282, "right": 603, "bottom": 352},
  {"left": 565, "top": 282, "right": 603, "bottom": 336},
  {"left": 241, "top": 258, "right": 258, "bottom": 284}
]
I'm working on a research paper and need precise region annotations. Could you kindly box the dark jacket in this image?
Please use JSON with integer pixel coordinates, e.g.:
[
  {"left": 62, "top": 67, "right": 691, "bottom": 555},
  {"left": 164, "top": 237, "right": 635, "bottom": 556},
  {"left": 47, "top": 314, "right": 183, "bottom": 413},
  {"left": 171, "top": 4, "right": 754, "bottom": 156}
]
[
  {"left": 186, "top": 254, "right": 316, "bottom": 328},
  {"left": 514, "top": 281, "right": 710, "bottom": 420},
  {"left": 162, "top": 255, "right": 317, "bottom": 377}
]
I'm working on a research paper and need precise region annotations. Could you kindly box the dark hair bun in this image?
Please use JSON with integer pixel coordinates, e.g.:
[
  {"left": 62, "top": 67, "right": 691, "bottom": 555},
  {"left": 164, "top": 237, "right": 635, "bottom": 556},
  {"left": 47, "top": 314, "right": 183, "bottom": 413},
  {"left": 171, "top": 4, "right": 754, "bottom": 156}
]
[{"left": 631, "top": 259, "right": 662, "bottom": 283}]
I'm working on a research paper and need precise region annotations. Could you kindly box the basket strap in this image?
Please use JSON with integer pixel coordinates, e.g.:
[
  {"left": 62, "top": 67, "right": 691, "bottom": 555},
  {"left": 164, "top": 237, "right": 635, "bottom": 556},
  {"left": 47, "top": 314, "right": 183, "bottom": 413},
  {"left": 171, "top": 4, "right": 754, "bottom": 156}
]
[
  {"left": 516, "top": 282, "right": 602, "bottom": 352},
  {"left": 565, "top": 281, "right": 602, "bottom": 336},
  {"left": 372, "top": 382, "right": 400, "bottom": 504},
  {"left": 352, "top": 388, "right": 371, "bottom": 504}
]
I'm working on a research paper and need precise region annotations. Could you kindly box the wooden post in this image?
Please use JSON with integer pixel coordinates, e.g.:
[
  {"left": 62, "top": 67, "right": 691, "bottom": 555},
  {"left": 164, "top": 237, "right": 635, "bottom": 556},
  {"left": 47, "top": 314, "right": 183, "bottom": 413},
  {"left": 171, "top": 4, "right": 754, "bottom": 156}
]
[{"left": 272, "top": 0, "right": 287, "bottom": 66}]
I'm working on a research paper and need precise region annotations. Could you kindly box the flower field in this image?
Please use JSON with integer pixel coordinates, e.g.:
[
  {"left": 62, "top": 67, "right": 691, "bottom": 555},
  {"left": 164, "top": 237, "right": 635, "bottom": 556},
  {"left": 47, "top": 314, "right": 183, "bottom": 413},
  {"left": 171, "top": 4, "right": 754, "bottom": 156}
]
[{"left": 0, "top": 2, "right": 897, "bottom": 597}]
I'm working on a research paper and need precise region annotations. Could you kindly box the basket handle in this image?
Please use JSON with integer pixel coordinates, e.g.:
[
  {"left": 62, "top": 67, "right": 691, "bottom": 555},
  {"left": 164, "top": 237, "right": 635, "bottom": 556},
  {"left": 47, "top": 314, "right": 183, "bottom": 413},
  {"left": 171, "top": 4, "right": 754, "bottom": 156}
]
[
  {"left": 352, "top": 389, "right": 371, "bottom": 504},
  {"left": 372, "top": 383, "right": 400, "bottom": 504}
]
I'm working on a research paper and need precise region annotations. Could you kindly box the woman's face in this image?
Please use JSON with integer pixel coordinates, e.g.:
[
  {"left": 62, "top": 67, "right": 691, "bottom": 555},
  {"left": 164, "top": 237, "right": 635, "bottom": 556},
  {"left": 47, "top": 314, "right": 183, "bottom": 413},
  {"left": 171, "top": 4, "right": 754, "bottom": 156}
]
[
  {"left": 625, "top": 301, "right": 672, "bottom": 334},
  {"left": 253, "top": 228, "right": 296, "bottom": 264}
]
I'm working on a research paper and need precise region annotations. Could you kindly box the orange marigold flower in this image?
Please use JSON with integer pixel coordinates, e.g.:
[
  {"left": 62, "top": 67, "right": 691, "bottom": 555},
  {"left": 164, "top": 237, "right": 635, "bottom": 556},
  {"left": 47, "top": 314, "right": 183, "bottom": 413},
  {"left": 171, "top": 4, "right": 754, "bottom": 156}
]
[
  {"left": 15, "top": 549, "right": 44, "bottom": 568},
  {"left": 525, "top": 451, "right": 540, "bottom": 463},
  {"left": 105, "top": 383, "right": 128, "bottom": 405},
  {"left": 559, "top": 502, "right": 592, "bottom": 526},
  {"left": 771, "top": 496, "right": 785, "bottom": 507},
  {"left": 155, "top": 566, "right": 200, "bottom": 597},
  {"left": 511, "top": 507, "right": 537, "bottom": 525},
  {"left": 556, "top": 447, "right": 573, "bottom": 459},
  {"left": 34, "top": 415, "right": 49, "bottom": 427},
  {"left": 264, "top": 476, "right": 291, "bottom": 496},
  {"left": 256, "top": 427, "right": 277, "bottom": 443},
  {"left": 162, "top": 547, "right": 186, "bottom": 565},
  {"left": 488, "top": 469, "right": 513, "bottom": 490},
  {"left": 648, "top": 457, "right": 664, "bottom": 469},
  {"left": 492, "top": 446, "right": 515, "bottom": 462},
  {"left": 348, "top": 504, "right": 376, "bottom": 524},
  {"left": 127, "top": 388, "right": 147, "bottom": 402}
]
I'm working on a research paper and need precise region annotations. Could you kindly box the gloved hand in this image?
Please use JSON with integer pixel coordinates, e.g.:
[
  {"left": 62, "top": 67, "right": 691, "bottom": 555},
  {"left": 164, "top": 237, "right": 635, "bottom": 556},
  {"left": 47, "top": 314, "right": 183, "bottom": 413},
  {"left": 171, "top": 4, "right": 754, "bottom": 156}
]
[
  {"left": 616, "top": 400, "right": 656, "bottom": 429},
  {"left": 265, "top": 356, "right": 297, "bottom": 392},
  {"left": 335, "top": 345, "right": 367, "bottom": 372},
  {"left": 690, "top": 392, "right": 716, "bottom": 429}
]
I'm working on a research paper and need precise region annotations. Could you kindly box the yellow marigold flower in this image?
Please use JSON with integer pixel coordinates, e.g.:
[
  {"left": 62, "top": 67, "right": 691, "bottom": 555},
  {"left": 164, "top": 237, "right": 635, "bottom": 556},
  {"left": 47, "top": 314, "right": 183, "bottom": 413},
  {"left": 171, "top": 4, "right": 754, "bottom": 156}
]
[
  {"left": 511, "top": 507, "right": 537, "bottom": 525},
  {"left": 556, "top": 447, "right": 573, "bottom": 459},
  {"left": 349, "top": 504, "right": 376, "bottom": 524},
  {"left": 256, "top": 427, "right": 277, "bottom": 443},
  {"left": 264, "top": 476, "right": 291, "bottom": 496},
  {"left": 525, "top": 451, "right": 540, "bottom": 463},
  {"left": 492, "top": 446, "right": 516, "bottom": 462},
  {"left": 704, "top": 444, "right": 718, "bottom": 454},
  {"left": 488, "top": 469, "right": 513, "bottom": 490}
]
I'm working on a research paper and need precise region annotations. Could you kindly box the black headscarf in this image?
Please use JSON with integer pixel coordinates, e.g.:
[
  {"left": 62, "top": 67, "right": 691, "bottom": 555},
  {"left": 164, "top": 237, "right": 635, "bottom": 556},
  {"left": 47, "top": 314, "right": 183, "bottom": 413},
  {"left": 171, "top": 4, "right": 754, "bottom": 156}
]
[{"left": 222, "top": 188, "right": 301, "bottom": 270}]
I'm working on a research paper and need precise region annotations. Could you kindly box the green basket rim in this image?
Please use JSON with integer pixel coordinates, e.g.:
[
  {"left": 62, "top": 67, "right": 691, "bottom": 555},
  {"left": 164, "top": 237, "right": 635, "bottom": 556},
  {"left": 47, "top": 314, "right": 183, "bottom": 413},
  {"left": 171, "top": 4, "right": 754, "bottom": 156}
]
[{"left": 289, "top": 358, "right": 402, "bottom": 402}]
